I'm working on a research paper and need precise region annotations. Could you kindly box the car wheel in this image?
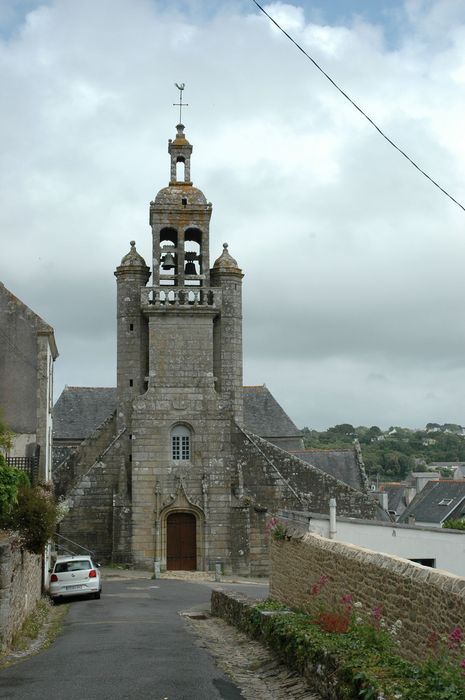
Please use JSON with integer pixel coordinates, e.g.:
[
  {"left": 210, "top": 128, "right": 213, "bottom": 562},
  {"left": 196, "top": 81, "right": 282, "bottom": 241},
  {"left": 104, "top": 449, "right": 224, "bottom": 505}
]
[
  {"left": 52, "top": 596, "right": 60, "bottom": 605},
  {"left": 94, "top": 591, "right": 101, "bottom": 599}
]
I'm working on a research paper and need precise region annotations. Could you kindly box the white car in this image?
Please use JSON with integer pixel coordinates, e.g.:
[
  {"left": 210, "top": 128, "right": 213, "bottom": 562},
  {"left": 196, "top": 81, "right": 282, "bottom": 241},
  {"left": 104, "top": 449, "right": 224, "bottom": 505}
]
[{"left": 49, "top": 555, "right": 102, "bottom": 602}]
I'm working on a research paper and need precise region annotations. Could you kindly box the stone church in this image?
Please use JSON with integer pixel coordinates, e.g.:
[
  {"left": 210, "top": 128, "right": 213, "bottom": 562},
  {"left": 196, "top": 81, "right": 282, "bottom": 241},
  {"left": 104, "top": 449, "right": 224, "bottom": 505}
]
[{"left": 54, "top": 122, "right": 386, "bottom": 574}]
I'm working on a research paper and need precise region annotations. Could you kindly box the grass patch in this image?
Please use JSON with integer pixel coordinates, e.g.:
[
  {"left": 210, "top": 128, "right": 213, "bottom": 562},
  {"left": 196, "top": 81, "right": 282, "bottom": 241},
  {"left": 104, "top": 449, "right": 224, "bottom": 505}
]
[
  {"left": 10, "top": 599, "right": 51, "bottom": 651},
  {"left": 0, "top": 597, "right": 68, "bottom": 668}
]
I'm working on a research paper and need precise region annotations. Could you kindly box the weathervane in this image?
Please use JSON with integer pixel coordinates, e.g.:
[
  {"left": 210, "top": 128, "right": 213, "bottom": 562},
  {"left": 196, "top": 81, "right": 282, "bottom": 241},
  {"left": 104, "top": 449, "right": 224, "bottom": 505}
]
[{"left": 173, "top": 83, "right": 188, "bottom": 124}]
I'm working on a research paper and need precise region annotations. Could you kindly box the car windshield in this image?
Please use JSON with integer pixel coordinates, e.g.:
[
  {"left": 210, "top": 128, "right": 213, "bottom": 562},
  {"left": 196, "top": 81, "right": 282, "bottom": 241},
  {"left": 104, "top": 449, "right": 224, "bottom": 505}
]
[{"left": 55, "top": 560, "right": 92, "bottom": 573}]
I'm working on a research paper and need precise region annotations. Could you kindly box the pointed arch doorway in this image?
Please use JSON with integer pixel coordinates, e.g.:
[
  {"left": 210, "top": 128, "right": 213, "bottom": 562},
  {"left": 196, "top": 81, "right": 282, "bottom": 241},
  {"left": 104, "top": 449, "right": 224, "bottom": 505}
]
[{"left": 166, "top": 512, "right": 197, "bottom": 570}]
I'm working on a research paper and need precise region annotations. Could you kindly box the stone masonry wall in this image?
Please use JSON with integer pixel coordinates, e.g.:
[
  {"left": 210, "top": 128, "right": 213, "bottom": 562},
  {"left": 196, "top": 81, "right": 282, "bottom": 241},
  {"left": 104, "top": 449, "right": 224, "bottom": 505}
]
[
  {"left": 53, "top": 413, "right": 118, "bottom": 499},
  {"left": 0, "top": 284, "right": 38, "bottom": 434},
  {"left": 131, "top": 385, "right": 233, "bottom": 571},
  {"left": 234, "top": 430, "right": 381, "bottom": 520},
  {"left": 0, "top": 538, "right": 42, "bottom": 651},
  {"left": 270, "top": 533, "right": 465, "bottom": 662},
  {"left": 210, "top": 268, "right": 244, "bottom": 425},
  {"left": 57, "top": 416, "right": 128, "bottom": 561}
]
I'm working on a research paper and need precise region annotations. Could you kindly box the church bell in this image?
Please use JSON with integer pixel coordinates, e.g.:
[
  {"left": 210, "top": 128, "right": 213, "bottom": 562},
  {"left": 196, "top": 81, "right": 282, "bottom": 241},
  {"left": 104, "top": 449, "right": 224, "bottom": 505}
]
[
  {"left": 184, "top": 261, "right": 197, "bottom": 275},
  {"left": 161, "top": 252, "right": 176, "bottom": 270}
]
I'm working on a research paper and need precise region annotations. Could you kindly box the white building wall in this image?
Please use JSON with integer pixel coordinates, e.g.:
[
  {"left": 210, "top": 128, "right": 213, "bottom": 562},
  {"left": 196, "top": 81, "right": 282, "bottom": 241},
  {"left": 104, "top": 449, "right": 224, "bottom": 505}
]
[{"left": 281, "top": 511, "right": 465, "bottom": 578}]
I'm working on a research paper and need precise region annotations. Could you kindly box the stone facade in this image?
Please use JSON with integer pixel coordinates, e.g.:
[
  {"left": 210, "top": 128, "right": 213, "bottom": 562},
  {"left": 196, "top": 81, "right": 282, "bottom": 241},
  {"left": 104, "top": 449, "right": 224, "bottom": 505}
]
[
  {"left": 270, "top": 533, "right": 465, "bottom": 662},
  {"left": 56, "top": 122, "right": 385, "bottom": 572},
  {"left": 0, "top": 282, "right": 58, "bottom": 483},
  {"left": 0, "top": 537, "right": 42, "bottom": 651}
]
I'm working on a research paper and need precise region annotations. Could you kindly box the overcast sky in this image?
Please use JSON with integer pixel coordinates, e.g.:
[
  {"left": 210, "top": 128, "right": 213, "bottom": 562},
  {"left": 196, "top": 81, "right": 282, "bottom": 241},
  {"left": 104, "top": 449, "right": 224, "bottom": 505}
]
[{"left": 1, "top": 0, "right": 465, "bottom": 430}]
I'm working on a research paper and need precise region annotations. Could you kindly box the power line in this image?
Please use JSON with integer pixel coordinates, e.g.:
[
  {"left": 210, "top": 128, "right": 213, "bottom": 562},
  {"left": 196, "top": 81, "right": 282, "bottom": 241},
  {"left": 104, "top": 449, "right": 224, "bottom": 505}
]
[{"left": 251, "top": 0, "right": 465, "bottom": 214}]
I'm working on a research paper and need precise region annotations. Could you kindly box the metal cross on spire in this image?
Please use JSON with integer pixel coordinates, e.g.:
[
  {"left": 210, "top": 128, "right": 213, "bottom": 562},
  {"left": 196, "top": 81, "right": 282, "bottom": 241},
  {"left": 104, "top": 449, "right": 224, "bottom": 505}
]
[{"left": 173, "top": 83, "right": 188, "bottom": 124}]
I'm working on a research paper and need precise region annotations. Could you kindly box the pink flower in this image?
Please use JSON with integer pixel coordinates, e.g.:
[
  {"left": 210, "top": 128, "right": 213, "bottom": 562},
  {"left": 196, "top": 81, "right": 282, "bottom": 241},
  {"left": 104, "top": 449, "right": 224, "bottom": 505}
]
[
  {"left": 309, "top": 584, "right": 319, "bottom": 596},
  {"left": 372, "top": 605, "right": 383, "bottom": 628},
  {"left": 341, "top": 594, "right": 353, "bottom": 605},
  {"left": 266, "top": 517, "right": 278, "bottom": 532},
  {"left": 318, "top": 575, "right": 329, "bottom": 587},
  {"left": 448, "top": 626, "right": 463, "bottom": 648}
]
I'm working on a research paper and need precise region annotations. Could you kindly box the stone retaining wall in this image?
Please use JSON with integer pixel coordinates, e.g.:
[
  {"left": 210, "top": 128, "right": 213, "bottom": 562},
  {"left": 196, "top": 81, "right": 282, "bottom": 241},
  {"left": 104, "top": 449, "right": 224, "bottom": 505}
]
[
  {"left": 211, "top": 588, "right": 257, "bottom": 631},
  {"left": 0, "top": 537, "right": 42, "bottom": 651},
  {"left": 270, "top": 533, "right": 465, "bottom": 662},
  {"left": 211, "top": 588, "right": 355, "bottom": 699}
]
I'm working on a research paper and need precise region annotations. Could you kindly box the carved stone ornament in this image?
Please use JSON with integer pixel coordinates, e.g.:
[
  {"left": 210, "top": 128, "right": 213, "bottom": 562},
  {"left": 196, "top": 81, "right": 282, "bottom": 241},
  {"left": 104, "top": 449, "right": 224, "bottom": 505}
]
[
  {"left": 172, "top": 399, "right": 187, "bottom": 411},
  {"left": 156, "top": 476, "right": 204, "bottom": 518}
]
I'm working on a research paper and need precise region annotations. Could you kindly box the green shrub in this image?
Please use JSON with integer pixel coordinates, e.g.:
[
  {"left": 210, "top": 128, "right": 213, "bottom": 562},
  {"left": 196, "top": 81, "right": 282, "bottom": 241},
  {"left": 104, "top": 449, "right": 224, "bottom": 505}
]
[
  {"left": 0, "top": 459, "right": 30, "bottom": 517},
  {"left": 2, "top": 483, "right": 59, "bottom": 554},
  {"left": 266, "top": 516, "right": 291, "bottom": 541},
  {"left": 443, "top": 518, "right": 465, "bottom": 531},
  {"left": 248, "top": 600, "right": 465, "bottom": 700}
]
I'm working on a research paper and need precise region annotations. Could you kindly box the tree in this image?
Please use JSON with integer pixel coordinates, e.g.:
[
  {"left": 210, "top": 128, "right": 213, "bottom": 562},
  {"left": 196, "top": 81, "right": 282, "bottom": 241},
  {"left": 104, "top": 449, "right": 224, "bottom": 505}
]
[
  {"left": 442, "top": 423, "right": 462, "bottom": 433},
  {"left": 360, "top": 426, "right": 382, "bottom": 444},
  {"left": 327, "top": 424, "right": 355, "bottom": 436}
]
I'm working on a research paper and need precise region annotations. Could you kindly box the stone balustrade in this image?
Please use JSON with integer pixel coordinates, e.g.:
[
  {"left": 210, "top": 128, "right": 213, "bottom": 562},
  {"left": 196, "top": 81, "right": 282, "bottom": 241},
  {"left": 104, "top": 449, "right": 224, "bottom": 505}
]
[{"left": 141, "top": 286, "right": 221, "bottom": 309}]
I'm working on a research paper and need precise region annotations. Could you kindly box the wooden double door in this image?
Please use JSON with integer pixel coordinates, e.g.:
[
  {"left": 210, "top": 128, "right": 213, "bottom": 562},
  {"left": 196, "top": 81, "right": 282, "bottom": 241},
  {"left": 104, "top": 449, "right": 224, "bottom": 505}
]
[{"left": 166, "top": 512, "right": 197, "bottom": 571}]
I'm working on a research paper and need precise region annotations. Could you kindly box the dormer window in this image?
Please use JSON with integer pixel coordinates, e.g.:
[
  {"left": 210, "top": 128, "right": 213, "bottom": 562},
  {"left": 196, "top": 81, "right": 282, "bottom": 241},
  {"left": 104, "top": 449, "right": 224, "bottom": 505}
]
[{"left": 171, "top": 424, "right": 191, "bottom": 461}]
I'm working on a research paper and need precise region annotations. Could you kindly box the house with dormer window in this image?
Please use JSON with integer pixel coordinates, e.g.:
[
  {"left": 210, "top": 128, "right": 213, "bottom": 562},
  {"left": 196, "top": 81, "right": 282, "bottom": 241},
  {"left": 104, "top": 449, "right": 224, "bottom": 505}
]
[{"left": 398, "top": 480, "right": 465, "bottom": 527}]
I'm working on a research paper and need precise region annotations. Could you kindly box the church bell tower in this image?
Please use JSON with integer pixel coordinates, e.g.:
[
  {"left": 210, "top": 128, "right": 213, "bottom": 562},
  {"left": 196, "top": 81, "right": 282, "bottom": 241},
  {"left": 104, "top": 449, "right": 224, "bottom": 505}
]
[{"left": 115, "top": 104, "right": 244, "bottom": 571}]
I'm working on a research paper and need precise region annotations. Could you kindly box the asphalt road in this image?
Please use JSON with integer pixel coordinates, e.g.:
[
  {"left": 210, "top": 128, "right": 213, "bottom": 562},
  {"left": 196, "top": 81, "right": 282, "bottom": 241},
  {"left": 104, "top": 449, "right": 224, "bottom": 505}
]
[{"left": 0, "top": 578, "right": 268, "bottom": 700}]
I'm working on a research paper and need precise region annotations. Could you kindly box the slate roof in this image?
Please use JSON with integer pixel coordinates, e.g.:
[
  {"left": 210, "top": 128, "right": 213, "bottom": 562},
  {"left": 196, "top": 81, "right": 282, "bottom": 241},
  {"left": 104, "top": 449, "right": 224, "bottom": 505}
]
[
  {"left": 380, "top": 484, "right": 409, "bottom": 515},
  {"left": 53, "top": 387, "right": 117, "bottom": 440},
  {"left": 398, "top": 480, "right": 465, "bottom": 525},
  {"left": 243, "top": 385, "right": 302, "bottom": 438},
  {"left": 289, "top": 449, "right": 364, "bottom": 491},
  {"left": 53, "top": 384, "right": 302, "bottom": 442}
]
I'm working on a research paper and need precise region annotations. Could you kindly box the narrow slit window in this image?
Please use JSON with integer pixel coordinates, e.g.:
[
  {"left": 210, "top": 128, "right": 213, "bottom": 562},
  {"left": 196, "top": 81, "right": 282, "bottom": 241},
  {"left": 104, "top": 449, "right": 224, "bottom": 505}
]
[
  {"left": 129, "top": 379, "right": 133, "bottom": 387},
  {"left": 130, "top": 323, "right": 134, "bottom": 331}
]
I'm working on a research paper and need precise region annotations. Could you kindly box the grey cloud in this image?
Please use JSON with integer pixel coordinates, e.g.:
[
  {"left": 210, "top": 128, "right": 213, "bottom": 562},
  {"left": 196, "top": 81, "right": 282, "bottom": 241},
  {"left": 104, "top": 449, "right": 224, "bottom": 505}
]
[{"left": 1, "top": 0, "right": 465, "bottom": 430}]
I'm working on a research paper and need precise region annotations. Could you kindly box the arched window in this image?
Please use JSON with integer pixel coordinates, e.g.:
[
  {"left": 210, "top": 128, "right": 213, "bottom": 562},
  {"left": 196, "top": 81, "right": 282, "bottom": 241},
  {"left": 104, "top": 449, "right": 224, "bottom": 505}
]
[{"left": 171, "top": 425, "right": 191, "bottom": 461}]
